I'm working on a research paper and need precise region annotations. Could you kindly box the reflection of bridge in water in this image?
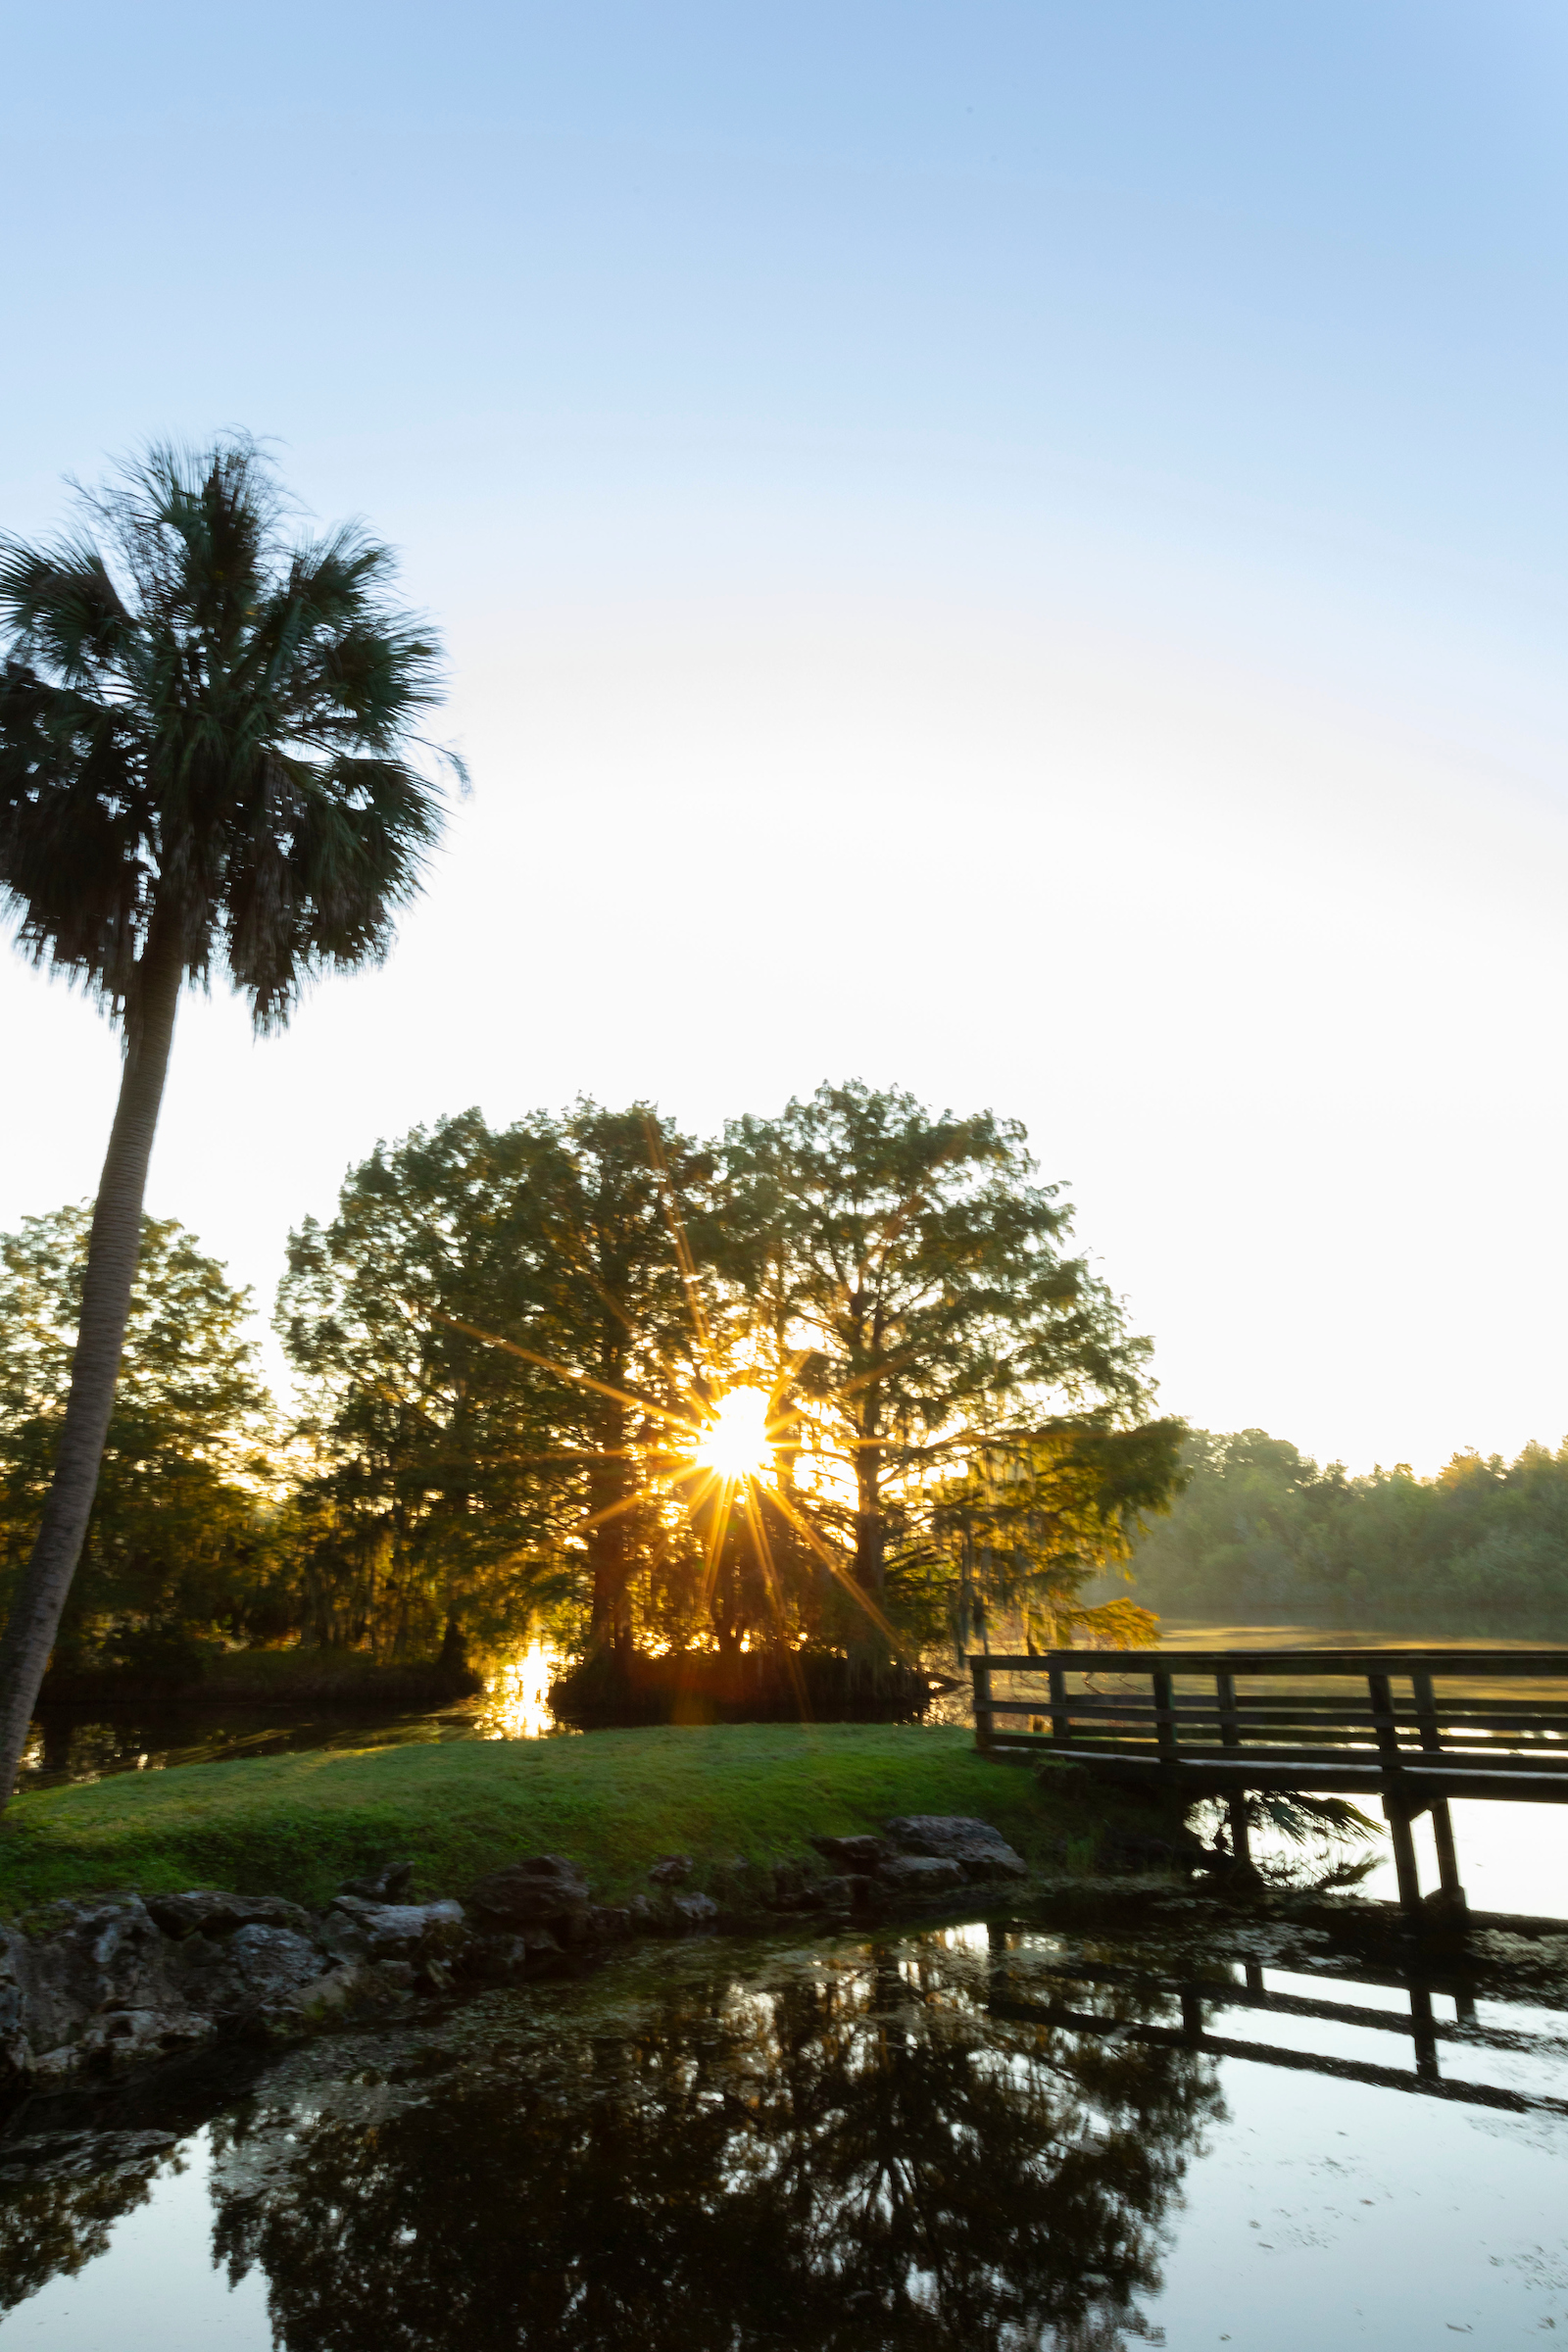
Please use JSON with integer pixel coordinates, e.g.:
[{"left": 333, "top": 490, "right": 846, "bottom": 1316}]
[
  {"left": 971, "top": 1645, "right": 1568, "bottom": 1923},
  {"left": 988, "top": 1940, "right": 1568, "bottom": 2119}
]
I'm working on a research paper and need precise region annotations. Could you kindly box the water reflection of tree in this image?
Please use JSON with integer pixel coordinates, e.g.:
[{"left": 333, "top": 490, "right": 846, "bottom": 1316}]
[
  {"left": 210, "top": 1933, "right": 1221, "bottom": 2352},
  {"left": 0, "top": 2163, "right": 159, "bottom": 2315}
]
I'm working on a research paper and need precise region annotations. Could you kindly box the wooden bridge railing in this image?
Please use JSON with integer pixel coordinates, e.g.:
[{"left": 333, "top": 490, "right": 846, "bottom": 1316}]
[{"left": 968, "top": 1648, "right": 1568, "bottom": 1799}]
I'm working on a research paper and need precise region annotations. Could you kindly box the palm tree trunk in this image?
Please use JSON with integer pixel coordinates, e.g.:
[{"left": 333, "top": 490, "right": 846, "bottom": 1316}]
[{"left": 0, "top": 934, "right": 182, "bottom": 1808}]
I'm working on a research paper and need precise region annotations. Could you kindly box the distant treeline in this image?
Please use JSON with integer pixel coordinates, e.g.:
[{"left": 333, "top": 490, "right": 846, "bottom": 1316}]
[{"left": 1126, "top": 1429, "right": 1568, "bottom": 1634}]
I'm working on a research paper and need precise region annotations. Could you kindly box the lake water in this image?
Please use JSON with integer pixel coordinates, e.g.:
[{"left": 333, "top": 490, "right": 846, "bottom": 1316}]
[
  {"left": 1, "top": 1898, "right": 1566, "bottom": 2351},
  {"left": 8, "top": 1625, "right": 1568, "bottom": 2345},
  {"left": 16, "top": 1642, "right": 569, "bottom": 1794}
]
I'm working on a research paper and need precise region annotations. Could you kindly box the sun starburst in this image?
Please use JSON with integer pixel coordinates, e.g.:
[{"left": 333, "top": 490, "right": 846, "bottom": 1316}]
[
  {"left": 693, "top": 1386, "right": 775, "bottom": 1481},
  {"left": 432, "top": 1116, "right": 908, "bottom": 1674}
]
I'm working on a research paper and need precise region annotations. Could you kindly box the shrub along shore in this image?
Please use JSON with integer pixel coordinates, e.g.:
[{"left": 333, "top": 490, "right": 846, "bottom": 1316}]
[
  {"left": 36, "top": 1643, "right": 480, "bottom": 1710},
  {"left": 0, "top": 1723, "right": 1126, "bottom": 1920}
]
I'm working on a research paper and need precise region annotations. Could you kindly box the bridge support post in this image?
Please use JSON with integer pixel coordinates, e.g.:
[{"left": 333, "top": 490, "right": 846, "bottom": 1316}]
[
  {"left": 1384, "top": 1793, "right": 1468, "bottom": 1926},
  {"left": 1227, "top": 1793, "right": 1252, "bottom": 1873},
  {"left": 1428, "top": 1795, "right": 1467, "bottom": 1922},
  {"left": 1384, "top": 1795, "right": 1423, "bottom": 1918}
]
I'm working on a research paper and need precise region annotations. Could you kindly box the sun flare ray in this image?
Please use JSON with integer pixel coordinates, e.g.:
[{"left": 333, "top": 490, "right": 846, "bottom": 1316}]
[
  {"left": 762, "top": 1482, "right": 908, "bottom": 1654},
  {"left": 436, "top": 1227, "right": 911, "bottom": 1705},
  {"left": 434, "top": 1310, "right": 698, "bottom": 1434}
]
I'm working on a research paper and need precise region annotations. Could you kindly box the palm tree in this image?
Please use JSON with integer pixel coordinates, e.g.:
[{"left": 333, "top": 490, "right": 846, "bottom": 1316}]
[{"left": 0, "top": 437, "right": 454, "bottom": 1805}]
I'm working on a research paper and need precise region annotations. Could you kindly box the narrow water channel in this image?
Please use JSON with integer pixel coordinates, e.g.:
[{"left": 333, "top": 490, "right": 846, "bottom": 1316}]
[{"left": 1, "top": 1897, "right": 1565, "bottom": 2351}]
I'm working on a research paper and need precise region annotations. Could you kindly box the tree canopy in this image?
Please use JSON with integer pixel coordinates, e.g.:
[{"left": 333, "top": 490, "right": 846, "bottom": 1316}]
[
  {"left": 0, "top": 1082, "right": 1188, "bottom": 1687},
  {"left": 279, "top": 1085, "right": 1183, "bottom": 1670},
  {"left": 712, "top": 1083, "right": 1177, "bottom": 1652},
  {"left": 275, "top": 1105, "right": 714, "bottom": 1661},
  {"left": 0, "top": 1207, "right": 278, "bottom": 1665}
]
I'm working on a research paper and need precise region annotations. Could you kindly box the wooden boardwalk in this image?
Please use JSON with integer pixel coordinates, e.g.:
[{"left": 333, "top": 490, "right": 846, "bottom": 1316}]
[{"left": 970, "top": 1646, "right": 1568, "bottom": 1921}]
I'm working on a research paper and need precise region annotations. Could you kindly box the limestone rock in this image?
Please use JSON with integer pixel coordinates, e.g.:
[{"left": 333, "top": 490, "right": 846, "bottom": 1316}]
[
  {"left": 295, "top": 1960, "right": 409, "bottom": 2026},
  {"left": 669, "top": 1891, "right": 718, "bottom": 1929},
  {"left": 647, "top": 1854, "right": 695, "bottom": 1886},
  {"left": 809, "top": 1834, "right": 889, "bottom": 1869},
  {"left": 0, "top": 1886, "right": 421, "bottom": 2081},
  {"left": 464, "top": 1855, "right": 592, "bottom": 1939},
  {"left": 0, "top": 1899, "right": 217, "bottom": 2079},
  {"left": 876, "top": 1855, "right": 966, "bottom": 1895},
  {"left": 766, "top": 1861, "right": 812, "bottom": 1911},
  {"left": 882, "top": 1816, "right": 1029, "bottom": 1882},
  {"left": 319, "top": 1896, "right": 466, "bottom": 1969},
  {"left": 145, "top": 1890, "right": 315, "bottom": 1940},
  {"left": 182, "top": 1924, "right": 334, "bottom": 2027},
  {"left": 337, "top": 1858, "right": 415, "bottom": 1902}
]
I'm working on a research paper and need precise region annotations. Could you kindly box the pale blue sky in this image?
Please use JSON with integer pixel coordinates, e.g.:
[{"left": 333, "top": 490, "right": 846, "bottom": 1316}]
[{"left": 4, "top": 2, "right": 1568, "bottom": 1469}]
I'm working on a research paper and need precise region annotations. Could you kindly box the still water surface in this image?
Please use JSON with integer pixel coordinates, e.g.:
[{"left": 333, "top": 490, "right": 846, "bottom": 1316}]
[
  {"left": 10, "top": 1626, "right": 1568, "bottom": 2346},
  {"left": 1, "top": 1905, "right": 1565, "bottom": 2351},
  {"left": 17, "top": 1642, "right": 566, "bottom": 1795}
]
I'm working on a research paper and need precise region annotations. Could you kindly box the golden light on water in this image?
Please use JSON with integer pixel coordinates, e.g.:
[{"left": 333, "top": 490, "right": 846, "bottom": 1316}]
[
  {"left": 693, "top": 1386, "right": 774, "bottom": 1481},
  {"left": 473, "top": 1640, "right": 564, "bottom": 1740}
]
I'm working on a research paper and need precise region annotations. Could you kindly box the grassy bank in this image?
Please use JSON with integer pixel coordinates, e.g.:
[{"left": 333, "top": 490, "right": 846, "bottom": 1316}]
[{"left": 0, "top": 1725, "right": 1110, "bottom": 1919}]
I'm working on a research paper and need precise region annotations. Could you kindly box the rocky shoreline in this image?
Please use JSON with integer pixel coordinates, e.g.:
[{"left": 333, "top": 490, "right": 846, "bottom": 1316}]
[{"left": 0, "top": 1813, "right": 1030, "bottom": 2088}]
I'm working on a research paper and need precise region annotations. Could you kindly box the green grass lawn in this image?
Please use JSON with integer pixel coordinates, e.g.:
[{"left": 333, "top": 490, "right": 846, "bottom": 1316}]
[{"left": 0, "top": 1725, "right": 1098, "bottom": 1918}]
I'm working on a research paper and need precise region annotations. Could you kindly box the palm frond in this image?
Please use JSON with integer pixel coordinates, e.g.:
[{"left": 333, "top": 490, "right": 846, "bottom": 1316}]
[
  {"left": 1249, "top": 1791, "right": 1379, "bottom": 1848},
  {"left": 0, "top": 436, "right": 452, "bottom": 1035}
]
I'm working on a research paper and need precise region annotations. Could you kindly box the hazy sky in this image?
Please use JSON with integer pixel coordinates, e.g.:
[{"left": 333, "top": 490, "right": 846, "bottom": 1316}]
[{"left": 4, "top": 1, "right": 1568, "bottom": 1472}]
